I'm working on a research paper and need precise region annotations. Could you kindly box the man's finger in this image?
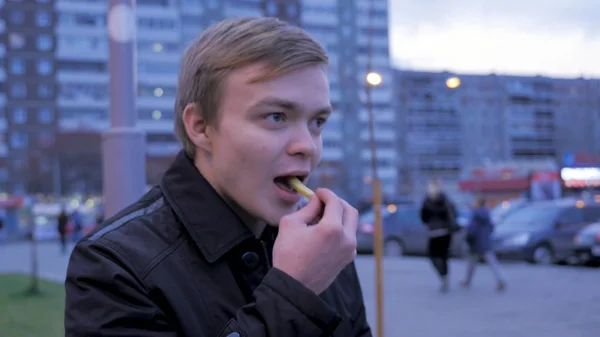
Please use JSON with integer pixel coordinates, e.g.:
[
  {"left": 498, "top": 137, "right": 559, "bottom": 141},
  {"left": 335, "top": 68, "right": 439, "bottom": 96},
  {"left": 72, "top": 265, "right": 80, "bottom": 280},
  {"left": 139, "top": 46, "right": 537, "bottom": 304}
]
[
  {"left": 341, "top": 200, "right": 358, "bottom": 236},
  {"left": 289, "top": 196, "right": 323, "bottom": 224},
  {"left": 315, "top": 188, "right": 343, "bottom": 227}
]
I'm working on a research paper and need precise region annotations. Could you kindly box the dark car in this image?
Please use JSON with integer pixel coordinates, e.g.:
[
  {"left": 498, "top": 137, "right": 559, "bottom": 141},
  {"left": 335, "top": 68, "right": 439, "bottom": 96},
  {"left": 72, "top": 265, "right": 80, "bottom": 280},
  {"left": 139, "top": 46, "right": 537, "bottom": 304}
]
[
  {"left": 492, "top": 198, "right": 600, "bottom": 264},
  {"left": 356, "top": 205, "right": 466, "bottom": 257},
  {"left": 572, "top": 222, "right": 600, "bottom": 266}
]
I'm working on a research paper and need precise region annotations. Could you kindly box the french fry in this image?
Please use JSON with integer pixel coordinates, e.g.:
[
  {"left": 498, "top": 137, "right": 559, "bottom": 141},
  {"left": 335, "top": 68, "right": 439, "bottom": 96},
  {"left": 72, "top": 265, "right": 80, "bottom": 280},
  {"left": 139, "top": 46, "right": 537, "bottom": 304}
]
[{"left": 288, "top": 177, "right": 315, "bottom": 199}]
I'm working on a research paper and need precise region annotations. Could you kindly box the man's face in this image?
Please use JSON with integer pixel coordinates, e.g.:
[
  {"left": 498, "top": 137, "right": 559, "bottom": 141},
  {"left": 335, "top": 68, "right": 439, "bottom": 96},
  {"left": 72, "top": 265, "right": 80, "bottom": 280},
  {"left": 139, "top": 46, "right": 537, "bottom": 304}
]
[{"left": 206, "top": 64, "right": 331, "bottom": 225}]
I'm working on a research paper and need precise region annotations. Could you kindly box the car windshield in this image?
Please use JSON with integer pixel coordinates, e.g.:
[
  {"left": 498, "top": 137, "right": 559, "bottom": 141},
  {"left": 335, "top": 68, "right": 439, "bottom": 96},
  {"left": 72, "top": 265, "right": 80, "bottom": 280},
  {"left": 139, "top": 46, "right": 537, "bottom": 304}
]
[
  {"left": 497, "top": 205, "right": 562, "bottom": 231},
  {"left": 491, "top": 200, "right": 526, "bottom": 221}
]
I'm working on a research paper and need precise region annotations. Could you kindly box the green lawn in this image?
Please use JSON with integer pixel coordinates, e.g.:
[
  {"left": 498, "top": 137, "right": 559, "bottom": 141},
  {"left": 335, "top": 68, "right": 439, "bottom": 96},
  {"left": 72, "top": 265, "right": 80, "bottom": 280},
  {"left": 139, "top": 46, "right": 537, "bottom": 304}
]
[{"left": 0, "top": 274, "right": 65, "bottom": 337}]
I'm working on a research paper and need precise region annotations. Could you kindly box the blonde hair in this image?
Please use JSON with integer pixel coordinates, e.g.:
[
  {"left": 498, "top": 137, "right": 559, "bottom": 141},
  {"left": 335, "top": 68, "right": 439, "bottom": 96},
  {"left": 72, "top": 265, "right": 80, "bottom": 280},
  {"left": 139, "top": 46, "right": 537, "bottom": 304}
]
[{"left": 174, "top": 17, "right": 329, "bottom": 157}]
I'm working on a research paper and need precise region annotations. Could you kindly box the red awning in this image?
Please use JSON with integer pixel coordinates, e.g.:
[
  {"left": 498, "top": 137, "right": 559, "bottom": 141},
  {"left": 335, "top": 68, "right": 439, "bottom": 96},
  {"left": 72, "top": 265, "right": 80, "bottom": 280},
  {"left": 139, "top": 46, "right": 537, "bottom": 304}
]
[{"left": 459, "top": 178, "right": 530, "bottom": 192}]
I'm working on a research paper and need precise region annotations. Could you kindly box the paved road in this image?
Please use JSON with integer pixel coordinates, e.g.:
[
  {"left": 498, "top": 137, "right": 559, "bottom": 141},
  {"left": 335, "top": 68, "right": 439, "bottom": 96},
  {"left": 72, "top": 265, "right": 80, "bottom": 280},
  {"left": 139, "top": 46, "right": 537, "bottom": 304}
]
[{"left": 2, "top": 242, "right": 599, "bottom": 337}]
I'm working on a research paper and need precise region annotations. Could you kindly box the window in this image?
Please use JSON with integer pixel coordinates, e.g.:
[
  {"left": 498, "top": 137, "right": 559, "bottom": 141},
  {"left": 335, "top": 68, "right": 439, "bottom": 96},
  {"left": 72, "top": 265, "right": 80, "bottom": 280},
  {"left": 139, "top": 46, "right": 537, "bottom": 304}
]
[
  {"left": 37, "top": 59, "right": 53, "bottom": 75},
  {"left": 59, "top": 84, "right": 108, "bottom": 101},
  {"left": 38, "top": 108, "right": 53, "bottom": 124},
  {"left": 287, "top": 5, "right": 297, "bottom": 16},
  {"left": 583, "top": 206, "right": 600, "bottom": 222},
  {"left": 137, "top": 17, "right": 176, "bottom": 30},
  {"left": 59, "top": 13, "right": 105, "bottom": 27},
  {"left": 8, "top": 33, "right": 25, "bottom": 49},
  {"left": 10, "top": 131, "right": 28, "bottom": 149},
  {"left": 9, "top": 58, "right": 25, "bottom": 75},
  {"left": 12, "top": 107, "right": 27, "bottom": 124},
  {"left": 36, "top": 35, "right": 53, "bottom": 51},
  {"left": 10, "top": 83, "right": 27, "bottom": 98},
  {"left": 10, "top": 11, "right": 25, "bottom": 25},
  {"left": 556, "top": 207, "right": 584, "bottom": 226},
  {"left": 36, "top": 11, "right": 51, "bottom": 27},
  {"left": 57, "top": 60, "right": 106, "bottom": 72},
  {"left": 38, "top": 83, "right": 54, "bottom": 98},
  {"left": 266, "top": 2, "right": 277, "bottom": 15},
  {"left": 138, "top": 85, "right": 176, "bottom": 97}
]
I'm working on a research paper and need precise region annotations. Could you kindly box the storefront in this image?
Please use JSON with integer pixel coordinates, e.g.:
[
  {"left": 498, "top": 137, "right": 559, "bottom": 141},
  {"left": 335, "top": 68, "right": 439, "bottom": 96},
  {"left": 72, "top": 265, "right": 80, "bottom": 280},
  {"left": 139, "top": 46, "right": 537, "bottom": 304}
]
[
  {"left": 560, "top": 152, "right": 600, "bottom": 196},
  {"left": 458, "top": 160, "right": 561, "bottom": 207}
]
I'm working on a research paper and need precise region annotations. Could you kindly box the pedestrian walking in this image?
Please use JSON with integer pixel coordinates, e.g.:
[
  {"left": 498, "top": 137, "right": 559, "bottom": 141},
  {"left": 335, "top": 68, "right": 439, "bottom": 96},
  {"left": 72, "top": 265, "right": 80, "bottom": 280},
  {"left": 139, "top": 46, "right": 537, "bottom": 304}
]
[
  {"left": 57, "top": 208, "right": 69, "bottom": 255},
  {"left": 461, "top": 198, "right": 506, "bottom": 291},
  {"left": 420, "top": 178, "right": 460, "bottom": 293}
]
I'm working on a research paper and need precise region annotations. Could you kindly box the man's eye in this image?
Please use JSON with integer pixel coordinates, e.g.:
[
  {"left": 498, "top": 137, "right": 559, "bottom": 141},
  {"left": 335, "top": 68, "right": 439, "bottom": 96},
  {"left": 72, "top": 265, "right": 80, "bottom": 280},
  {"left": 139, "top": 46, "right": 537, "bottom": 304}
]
[
  {"left": 265, "top": 113, "right": 285, "bottom": 122},
  {"left": 315, "top": 117, "right": 327, "bottom": 128}
]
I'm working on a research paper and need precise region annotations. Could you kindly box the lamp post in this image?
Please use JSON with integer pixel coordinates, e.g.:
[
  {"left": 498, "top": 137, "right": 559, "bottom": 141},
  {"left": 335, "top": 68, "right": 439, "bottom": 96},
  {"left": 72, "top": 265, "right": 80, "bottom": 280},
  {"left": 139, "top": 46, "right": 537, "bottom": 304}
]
[
  {"left": 365, "top": 70, "right": 385, "bottom": 337},
  {"left": 365, "top": 0, "right": 384, "bottom": 335},
  {"left": 103, "top": 0, "right": 146, "bottom": 218}
]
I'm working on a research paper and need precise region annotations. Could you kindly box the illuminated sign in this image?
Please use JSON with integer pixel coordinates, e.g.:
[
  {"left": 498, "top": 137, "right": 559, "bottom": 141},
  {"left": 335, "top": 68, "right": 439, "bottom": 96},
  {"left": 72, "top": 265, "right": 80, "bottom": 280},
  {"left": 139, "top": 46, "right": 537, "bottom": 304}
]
[{"left": 560, "top": 167, "right": 600, "bottom": 187}]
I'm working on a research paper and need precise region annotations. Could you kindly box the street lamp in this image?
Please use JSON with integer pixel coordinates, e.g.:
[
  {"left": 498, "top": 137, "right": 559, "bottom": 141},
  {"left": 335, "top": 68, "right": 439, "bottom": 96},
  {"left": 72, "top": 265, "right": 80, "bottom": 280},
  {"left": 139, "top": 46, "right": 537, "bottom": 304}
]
[
  {"left": 446, "top": 76, "right": 461, "bottom": 89},
  {"left": 365, "top": 68, "right": 385, "bottom": 337},
  {"left": 366, "top": 72, "right": 383, "bottom": 86}
]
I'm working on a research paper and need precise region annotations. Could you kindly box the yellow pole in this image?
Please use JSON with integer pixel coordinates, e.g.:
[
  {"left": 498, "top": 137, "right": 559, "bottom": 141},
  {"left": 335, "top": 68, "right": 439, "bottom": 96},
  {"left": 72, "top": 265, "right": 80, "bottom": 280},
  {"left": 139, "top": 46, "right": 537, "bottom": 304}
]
[
  {"left": 365, "top": 0, "right": 384, "bottom": 334},
  {"left": 372, "top": 178, "right": 384, "bottom": 337}
]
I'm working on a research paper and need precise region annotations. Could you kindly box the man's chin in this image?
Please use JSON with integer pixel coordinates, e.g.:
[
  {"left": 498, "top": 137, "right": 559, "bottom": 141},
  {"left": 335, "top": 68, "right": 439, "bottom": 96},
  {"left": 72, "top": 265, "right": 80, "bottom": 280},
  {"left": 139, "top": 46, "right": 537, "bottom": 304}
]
[{"left": 262, "top": 204, "right": 300, "bottom": 226}]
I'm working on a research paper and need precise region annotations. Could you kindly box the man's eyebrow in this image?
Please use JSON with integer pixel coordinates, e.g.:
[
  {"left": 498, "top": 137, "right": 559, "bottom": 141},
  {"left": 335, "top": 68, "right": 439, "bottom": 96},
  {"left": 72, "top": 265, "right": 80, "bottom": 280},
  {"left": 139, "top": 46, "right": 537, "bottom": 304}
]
[{"left": 252, "top": 97, "right": 332, "bottom": 115}]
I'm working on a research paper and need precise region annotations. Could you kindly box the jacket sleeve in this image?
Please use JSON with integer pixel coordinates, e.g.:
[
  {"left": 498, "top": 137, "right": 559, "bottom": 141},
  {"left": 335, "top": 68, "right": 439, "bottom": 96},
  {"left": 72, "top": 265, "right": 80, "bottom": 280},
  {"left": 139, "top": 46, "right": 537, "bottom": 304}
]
[
  {"left": 64, "top": 239, "right": 177, "bottom": 337},
  {"left": 66, "top": 238, "right": 343, "bottom": 337},
  {"left": 221, "top": 267, "right": 343, "bottom": 337},
  {"left": 349, "top": 262, "right": 372, "bottom": 337}
]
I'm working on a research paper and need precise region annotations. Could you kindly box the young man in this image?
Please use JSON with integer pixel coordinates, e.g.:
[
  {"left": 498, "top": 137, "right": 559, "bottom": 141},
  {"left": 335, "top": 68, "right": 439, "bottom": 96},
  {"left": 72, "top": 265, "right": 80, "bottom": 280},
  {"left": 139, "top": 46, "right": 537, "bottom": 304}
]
[{"left": 64, "top": 17, "right": 371, "bottom": 337}]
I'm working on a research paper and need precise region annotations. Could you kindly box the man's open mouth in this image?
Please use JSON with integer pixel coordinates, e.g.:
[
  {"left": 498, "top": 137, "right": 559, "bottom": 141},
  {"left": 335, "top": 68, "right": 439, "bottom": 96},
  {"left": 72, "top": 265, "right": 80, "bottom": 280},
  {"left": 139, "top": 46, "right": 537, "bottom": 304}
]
[{"left": 274, "top": 175, "right": 307, "bottom": 193}]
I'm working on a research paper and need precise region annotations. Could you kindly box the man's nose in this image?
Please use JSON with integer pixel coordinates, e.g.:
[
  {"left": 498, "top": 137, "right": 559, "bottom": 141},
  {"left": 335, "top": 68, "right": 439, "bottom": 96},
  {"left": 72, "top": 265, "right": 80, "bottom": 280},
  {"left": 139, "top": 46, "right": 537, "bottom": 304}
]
[{"left": 287, "top": 126, "right": 318, "bottom": 158}]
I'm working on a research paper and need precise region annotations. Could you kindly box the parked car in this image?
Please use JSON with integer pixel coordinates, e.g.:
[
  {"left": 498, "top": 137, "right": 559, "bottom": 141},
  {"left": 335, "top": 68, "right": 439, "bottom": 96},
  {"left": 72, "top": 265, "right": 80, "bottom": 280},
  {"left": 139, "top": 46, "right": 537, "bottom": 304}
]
[
  {"left": 492, "top": 198, "right": 600, "bottom": 264},
  {"left": 357, "top": 204, "right": 466, "bottom": 257},
  {"left": 572, "top": 221, "right": 600, "bottom": 266},
  {"left": 490, "top": 199, "right": 529, "bottom": 225}
]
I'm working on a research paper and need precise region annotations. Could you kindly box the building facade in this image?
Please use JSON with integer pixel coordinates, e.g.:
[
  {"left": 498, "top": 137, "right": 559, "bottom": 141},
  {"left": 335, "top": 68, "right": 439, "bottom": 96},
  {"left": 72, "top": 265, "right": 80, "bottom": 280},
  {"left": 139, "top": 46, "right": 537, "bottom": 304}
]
[
  {"left": 0, "top": 0, "right": 59, "bottom": 195},
  {"left": 0, "top": 0, "right": 394, "bottom": 203},
  {"left": 394, "top": 69, "right": 600, "bottom": 198}
]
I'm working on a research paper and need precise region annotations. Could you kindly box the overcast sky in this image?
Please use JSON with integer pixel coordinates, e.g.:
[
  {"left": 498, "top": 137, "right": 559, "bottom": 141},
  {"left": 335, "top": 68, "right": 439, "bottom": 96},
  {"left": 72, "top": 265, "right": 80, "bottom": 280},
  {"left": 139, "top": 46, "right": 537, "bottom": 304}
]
[{"left": 389, "top": 0, "right": 600, "bottom": 78}]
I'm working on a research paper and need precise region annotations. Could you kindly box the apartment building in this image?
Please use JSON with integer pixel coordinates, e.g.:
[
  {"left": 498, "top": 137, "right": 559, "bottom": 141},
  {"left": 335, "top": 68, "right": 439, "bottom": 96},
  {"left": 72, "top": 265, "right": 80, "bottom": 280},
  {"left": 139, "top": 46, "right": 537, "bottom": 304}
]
[
  {"left": 394, "top": 69, "right": 600, "bottom": 198},
  {"left": 0, "top": 0, "right": 394, "bottom": 203}
]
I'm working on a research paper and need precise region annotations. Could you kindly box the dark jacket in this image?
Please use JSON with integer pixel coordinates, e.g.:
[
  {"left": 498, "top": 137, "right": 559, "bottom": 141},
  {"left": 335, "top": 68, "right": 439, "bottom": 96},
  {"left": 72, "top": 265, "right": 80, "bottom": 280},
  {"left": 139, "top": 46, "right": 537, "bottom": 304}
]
[
  {"left": 466, "top": 207, "right": 494, "bottom": 254},
  {"left": 64, "top": 151, "right": 371, "bottom": 337},
  {"left": 57, "top": 212, "right": 69, "bottom": 235},
  {"left": 419, "top": 193, "right": 457, "bottom": 236}
]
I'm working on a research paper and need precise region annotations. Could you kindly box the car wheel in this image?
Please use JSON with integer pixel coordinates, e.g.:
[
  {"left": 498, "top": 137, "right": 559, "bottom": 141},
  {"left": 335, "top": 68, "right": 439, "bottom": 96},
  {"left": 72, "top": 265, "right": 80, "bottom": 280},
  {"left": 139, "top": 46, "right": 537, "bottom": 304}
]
[
  {"left": 384, "top": 238, "right": 405, "bottom": 257},
  {"left": 531, "top": 244, "right": 554, "bottom": 265}
]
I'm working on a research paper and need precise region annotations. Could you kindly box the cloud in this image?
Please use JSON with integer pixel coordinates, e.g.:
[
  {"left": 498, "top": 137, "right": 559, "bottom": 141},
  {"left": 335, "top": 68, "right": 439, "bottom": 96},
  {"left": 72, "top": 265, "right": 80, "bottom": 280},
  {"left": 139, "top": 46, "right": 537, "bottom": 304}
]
[{"left": 389, "top": 0, "right": 600, "bottom": 77}]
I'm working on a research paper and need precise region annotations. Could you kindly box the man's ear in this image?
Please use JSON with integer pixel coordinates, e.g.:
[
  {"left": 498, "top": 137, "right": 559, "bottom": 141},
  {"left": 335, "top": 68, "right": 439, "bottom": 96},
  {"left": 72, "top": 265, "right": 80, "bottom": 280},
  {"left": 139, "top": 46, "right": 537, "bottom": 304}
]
[{"left": 182, "top": 103, "right": 212, "bottom": 153}]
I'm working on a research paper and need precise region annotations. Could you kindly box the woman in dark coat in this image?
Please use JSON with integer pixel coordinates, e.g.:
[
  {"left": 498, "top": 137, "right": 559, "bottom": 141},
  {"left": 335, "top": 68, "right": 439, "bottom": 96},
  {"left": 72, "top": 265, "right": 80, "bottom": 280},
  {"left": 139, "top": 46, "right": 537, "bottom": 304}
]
[
  {"left": 420, "top": 179, "right": 458, "bottom": 293},
  {"left": 461, "top": 198, "right": 506, "bottom": 291}
]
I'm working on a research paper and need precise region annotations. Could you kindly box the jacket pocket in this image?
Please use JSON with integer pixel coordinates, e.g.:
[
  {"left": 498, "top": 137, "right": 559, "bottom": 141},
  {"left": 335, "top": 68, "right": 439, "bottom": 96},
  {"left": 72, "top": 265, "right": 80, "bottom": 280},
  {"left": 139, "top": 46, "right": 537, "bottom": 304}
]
[{"left": 218, "top": 318, "right": 245, "bottom": 337}]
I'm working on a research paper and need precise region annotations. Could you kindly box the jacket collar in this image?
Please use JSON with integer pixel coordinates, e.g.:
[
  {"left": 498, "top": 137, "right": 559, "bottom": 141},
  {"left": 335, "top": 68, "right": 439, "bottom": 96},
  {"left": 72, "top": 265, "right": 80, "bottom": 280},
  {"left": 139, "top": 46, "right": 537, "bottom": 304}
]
[{"left": 160, "top": 150, "right": 254, "bottom": 263}]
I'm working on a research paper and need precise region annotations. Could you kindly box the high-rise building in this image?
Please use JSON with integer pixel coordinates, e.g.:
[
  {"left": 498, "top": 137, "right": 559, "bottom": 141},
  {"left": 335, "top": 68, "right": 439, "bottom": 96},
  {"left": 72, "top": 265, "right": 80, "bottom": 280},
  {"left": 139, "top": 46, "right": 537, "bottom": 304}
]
[
  {"left": 0, "top": 0, "right": 58, "bottom": 195},
  {"left": 0, "top": 0, "right": 394, "bottom": 203},
  {"left": 394, "top": 69, "right": 600, "bottom": 198}
]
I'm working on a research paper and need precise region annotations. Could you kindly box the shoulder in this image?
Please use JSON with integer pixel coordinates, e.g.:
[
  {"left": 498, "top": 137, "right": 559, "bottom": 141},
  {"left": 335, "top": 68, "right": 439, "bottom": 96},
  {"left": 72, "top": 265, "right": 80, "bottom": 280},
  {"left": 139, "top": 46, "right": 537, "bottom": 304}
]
[{"left": 72, "top": 186, "right": 185, "bottom": 279}]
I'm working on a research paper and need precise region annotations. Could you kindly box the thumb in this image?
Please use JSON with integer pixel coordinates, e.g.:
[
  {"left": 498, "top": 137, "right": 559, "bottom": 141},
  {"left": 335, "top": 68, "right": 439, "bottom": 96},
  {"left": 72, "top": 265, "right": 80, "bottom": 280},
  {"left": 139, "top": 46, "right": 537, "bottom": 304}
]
[{"left": 290, "top": 196, "right": 323, "bottom": 224}]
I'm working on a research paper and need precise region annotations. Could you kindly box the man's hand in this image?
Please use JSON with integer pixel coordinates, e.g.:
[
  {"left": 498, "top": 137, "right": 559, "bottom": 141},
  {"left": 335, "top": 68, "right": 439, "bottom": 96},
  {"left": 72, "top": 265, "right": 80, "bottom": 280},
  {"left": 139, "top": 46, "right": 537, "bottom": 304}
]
[{"left": 273, "top": 188, "right": 358, "bottom": 295}]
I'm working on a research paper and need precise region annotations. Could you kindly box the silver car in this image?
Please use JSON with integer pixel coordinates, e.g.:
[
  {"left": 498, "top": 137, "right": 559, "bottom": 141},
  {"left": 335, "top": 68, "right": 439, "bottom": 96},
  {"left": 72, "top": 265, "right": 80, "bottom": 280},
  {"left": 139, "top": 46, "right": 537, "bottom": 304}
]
[{"left": 357, "top": 205, "right": 467, "bottom": 257}]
